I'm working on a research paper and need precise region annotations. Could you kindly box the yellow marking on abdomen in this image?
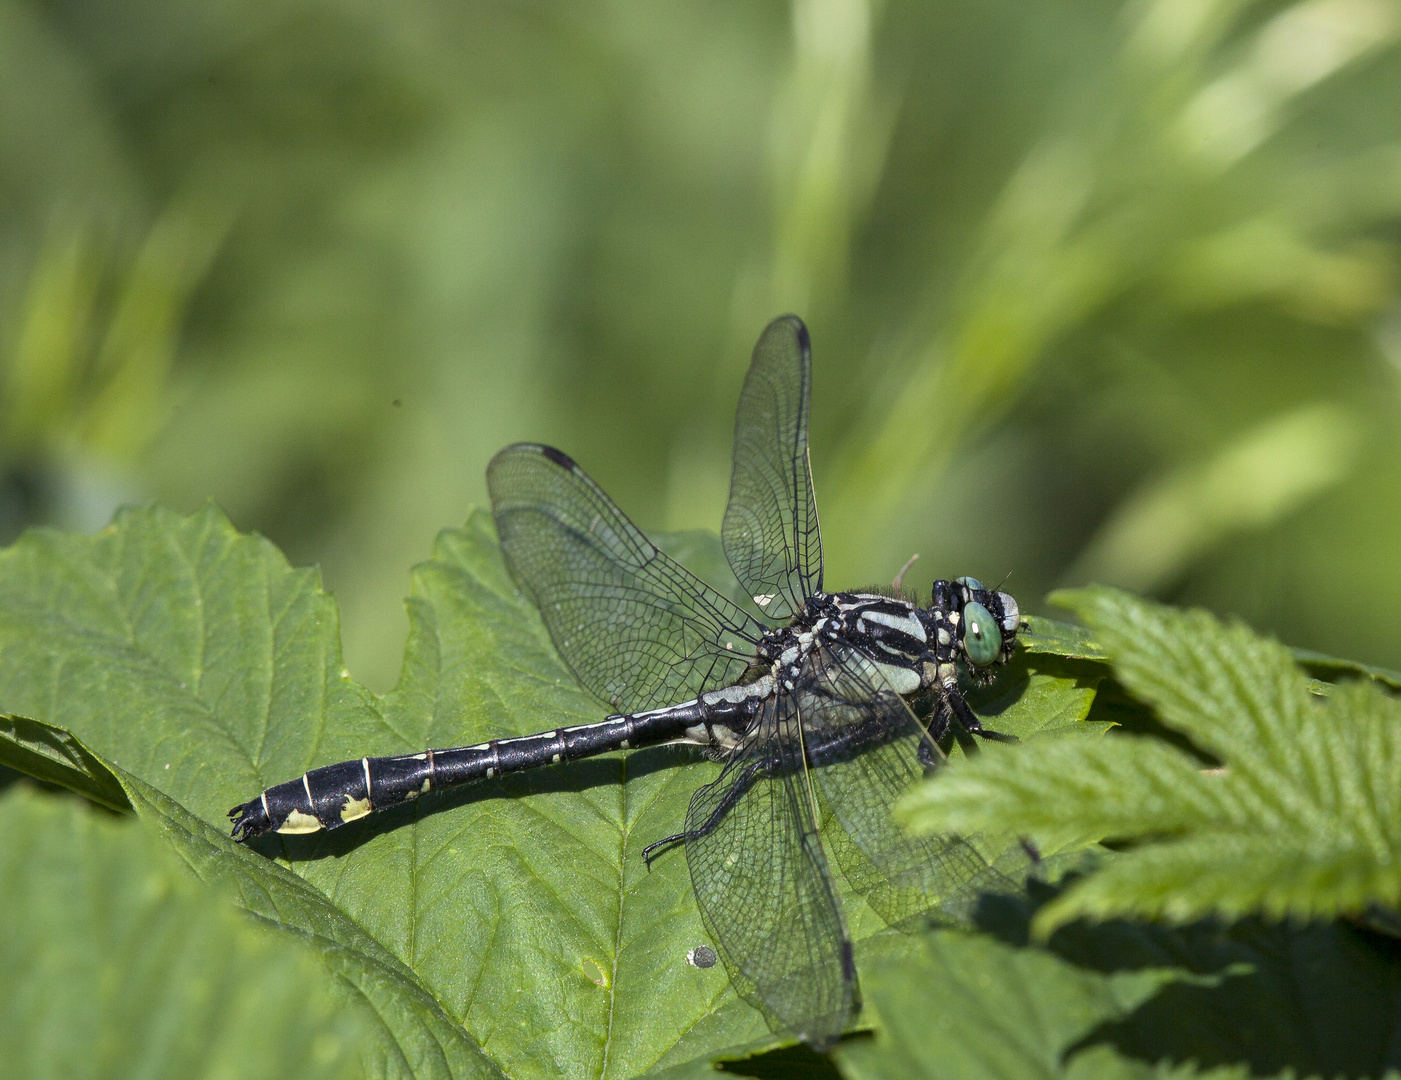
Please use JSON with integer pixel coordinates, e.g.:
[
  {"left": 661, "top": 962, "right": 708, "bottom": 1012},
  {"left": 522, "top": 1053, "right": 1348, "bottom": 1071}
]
[{"left": 278, "top": 809, "right": 324, "bottom": 834}]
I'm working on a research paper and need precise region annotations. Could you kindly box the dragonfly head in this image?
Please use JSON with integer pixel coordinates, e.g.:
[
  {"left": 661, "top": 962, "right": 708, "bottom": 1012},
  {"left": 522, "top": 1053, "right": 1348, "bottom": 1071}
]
[{"left": 949, "top": 577, "right": 1020, "bottom": 670}]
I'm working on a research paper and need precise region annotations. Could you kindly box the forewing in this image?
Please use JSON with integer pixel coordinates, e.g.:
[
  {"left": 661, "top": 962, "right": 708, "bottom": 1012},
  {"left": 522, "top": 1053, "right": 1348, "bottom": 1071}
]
[
  {"left": 683, "top": 694, "right": 853, "bottom": 1049},
  {"left": 487, "top": 443, "right": 766, "bottom": 713},
  {"left": 722, "top": 315, "right": 822, "bottom": 621},
  {"left": 803, "top": 643, "right": 1017, "bottom": 925}
]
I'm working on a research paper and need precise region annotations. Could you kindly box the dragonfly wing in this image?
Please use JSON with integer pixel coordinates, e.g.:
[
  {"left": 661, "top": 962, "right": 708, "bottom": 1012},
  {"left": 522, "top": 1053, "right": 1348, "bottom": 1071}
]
[
  {"left": 488, "top": 443, "right": 767, "bottom": 713},
  {"left": 802, "top": 643, "right": 1019, "bottom": 926},
  {"left": 722, "top": 315, "right": 823, "bottom": 621},
  {"left": 683, "top": 693, "right": 854, "bottom": 1049}
]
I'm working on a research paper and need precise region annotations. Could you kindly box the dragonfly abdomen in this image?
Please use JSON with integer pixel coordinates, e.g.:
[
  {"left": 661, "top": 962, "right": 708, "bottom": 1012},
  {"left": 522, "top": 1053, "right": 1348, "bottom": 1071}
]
[{"left": 228, "top": 703, "right": 711, "bottom": 841}]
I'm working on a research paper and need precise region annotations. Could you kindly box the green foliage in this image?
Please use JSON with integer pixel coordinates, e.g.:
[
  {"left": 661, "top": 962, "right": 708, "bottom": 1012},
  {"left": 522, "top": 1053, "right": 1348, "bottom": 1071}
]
[
  {"left": 0, "top": 505, "right": 1095, "bottom": 1078},
  {"left": 5, "top": 507, "right": 1401, "bottom": 1078},
  {"left": 902, "top": 586, "right": 1401, "bottom": 936},
  {"left": 0, "top": 504, "right": 739, "bottom": 1078},
  {"left": 5, "top": 2, "right": 1401, "bottom": 1075},
  {"left": 115, "top": 765, "right": 502, "bottom": 1080},
  {"left": 838, "top": 906, "right": 1401, "bottom": 1079},
  {"left": 833, "top": 928, "right": 1186, "bottom": 1080},
  {"left": 0, "top": 712, "right": 130, "bottom": 812},
  {"left": 0, "top": 785, "right": 364, "bottom": 1080}
]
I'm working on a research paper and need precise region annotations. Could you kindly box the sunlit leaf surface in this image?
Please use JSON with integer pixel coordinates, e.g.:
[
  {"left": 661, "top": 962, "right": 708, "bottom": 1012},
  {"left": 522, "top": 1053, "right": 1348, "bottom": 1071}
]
[
  {"left": 0, "top": 505, "right": 759, "bottom": 1077},
  {"left": 0, "top": 505, "right": 1093, "bottom": 1076},
  {"left": 901, "top": 586, "right": 1401, "bottom": 933},
  {"left": 6, "top": 506, "right": 1401, "bottom": 1077}
]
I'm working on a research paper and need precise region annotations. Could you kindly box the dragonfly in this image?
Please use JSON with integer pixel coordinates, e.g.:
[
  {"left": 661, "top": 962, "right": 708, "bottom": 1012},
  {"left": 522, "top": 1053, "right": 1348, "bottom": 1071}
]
[{"left": 229, "top": 315, "right": 1023, "bottom": 1049}]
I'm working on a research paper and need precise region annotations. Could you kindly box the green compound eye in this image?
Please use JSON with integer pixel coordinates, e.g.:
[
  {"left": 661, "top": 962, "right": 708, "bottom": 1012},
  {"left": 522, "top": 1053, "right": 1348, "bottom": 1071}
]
[{"left": 962, "top": 601, "right": 1002, "bottom": 667}]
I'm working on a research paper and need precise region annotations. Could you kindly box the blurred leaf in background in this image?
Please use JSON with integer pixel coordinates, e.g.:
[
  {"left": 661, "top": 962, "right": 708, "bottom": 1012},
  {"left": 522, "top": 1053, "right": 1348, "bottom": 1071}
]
[
  {"left": 1, "top": 0, "right": 1398, "bottom": 693},
  {"left": 0, "top": 785, "right": 366, "bottom": 1080}
]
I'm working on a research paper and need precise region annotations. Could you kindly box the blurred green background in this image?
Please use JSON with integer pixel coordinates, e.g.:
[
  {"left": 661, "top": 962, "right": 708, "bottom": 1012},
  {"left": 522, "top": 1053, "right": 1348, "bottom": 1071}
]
[{"left": 2, "top": 0, "right": 1399, "bottom": 692}]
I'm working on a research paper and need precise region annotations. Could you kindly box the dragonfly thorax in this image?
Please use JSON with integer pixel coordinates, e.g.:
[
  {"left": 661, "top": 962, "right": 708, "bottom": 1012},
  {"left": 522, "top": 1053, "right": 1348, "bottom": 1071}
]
[{"left": 753, "top": 582, "right": 1020, "bottom": 697}]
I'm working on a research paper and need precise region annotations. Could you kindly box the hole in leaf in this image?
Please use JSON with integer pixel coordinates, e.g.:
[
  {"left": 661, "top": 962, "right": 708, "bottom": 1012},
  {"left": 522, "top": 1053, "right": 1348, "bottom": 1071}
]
[{"left": 581, "top": 959, "right": 608, "bottom": 987}]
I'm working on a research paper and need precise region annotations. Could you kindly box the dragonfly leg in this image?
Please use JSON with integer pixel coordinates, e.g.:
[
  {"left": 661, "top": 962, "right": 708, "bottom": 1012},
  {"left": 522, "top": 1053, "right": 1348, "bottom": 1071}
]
[
  {"left": 642, "top": 757, "right": 772, "bottom": 868},
  {"left": 918, "top": 700, "right": 953, "bottom": 767},
  {"left": 947, "top": 687, "right": 1017, "bottom": 743},
  {"left": 643, "top": 715, "right": 890, "bottom": 867}
]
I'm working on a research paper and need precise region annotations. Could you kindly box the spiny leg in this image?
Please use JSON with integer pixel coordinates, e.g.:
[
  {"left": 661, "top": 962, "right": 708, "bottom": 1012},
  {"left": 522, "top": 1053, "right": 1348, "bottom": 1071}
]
[
  {"left": 642, "top": 756, "right": 771, "bottom": 867},
  {"left": 947, "top": 686, "right": 1017, "bottom": 743},
  {"left": 642, "top": 716, "right": 902, "bottom": 866},
  {"left": 917, "top": 700, "right": 953, "bottom": 769},
  {"left": 915, "top": 687, "right": 1016, "bottom": 769}
]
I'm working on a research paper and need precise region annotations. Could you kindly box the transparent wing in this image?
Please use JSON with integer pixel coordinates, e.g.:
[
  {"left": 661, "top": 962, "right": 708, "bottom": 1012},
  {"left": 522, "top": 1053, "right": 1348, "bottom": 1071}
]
[
  {"left": 801, "top": 643, "right": 1019, "bottom": 926},
  {"left": 722, "top": 315, "right": 823, "bottom": 621},
  {"left": 683, "top": 693, "right": 853, "bottom": 1049},
  {"left": 488, "top": 443, "right": 767, "bottom": 713}
]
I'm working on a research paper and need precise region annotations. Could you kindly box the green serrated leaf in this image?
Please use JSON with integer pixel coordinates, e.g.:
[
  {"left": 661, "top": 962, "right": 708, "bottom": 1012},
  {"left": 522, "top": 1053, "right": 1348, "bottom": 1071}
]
[
  {"left": 1290, "top": 648, "right": 1401, "bottom": 691},
  {"left": 112, "top": 764, "right": 505, "bottom": 1080},
  {"left": 1027, "top": 604, "right": 1401, "bottom": 693},
  {"left": 900, "top": 648, "right": 1106, "bottom": 862},
  {"left": 1055, "top": 588, "right": 1318, "bottom": 776},
  {"left": 0, "top": 784, "right": 365, "bottom": 1080},
  {"left": 902, "top": 585, "right": 1401, "bottom": 935},
  {"left": 0, "top": 505, "right": 389, "bottom": 830},
  {"left": 961, "top": 650, "right": 1105, "bottom": 743},
  {"left": 1046, "top": 913, "right": 1401, "bottom": 1076},
  {"left": 0, "top": 506, "right": 765, "bottom": 1078},
  {"left": 900, "top": 736, "right": 1210, "bottom": 859},
  {"left": 0, "top": 712, "right": 130, "bottom": 812},
  {"left": 1022, "top": 613, "right": 1108, "bottom": 661},
  {"left": 832, "top": 928, "right": 1184, "bottom": 1080},
  {"left": 0, "top": 505, "right": 1109, "bottom": 1076}
]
